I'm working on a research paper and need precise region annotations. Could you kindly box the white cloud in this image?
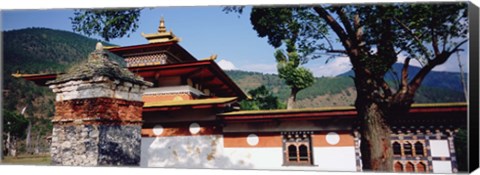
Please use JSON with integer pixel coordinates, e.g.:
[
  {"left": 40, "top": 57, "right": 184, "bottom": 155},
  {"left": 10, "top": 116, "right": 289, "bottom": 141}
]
[
  {"left": 309, "top": 56, "right": 352, "bottom": 77},
  {"left": 217, "top": 59, "right": 237, "bottom": 70},
  {"left": 240, "top": 63, "right": 278, "bottom": 74},
  {"left": 396, "top": 54, "right": 423, "bottom": 68}
]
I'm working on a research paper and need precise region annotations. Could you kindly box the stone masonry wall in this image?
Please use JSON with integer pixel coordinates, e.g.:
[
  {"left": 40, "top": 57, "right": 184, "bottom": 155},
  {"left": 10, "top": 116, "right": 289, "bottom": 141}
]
[
  {"left": 50, "top": 124, "right": 141, "bottom": 166},
  {"left": 50, "top": 97, "right": 143, "bottom": 166},
  {"left": 48, "top": 44, "right": 151, "bottom": 166}
]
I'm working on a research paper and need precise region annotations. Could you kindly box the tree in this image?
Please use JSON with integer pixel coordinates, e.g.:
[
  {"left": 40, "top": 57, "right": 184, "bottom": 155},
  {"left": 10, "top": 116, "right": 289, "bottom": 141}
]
[
  {"left": 71, "top": 9, "right": 142, "bottom": 41},
  {"left": 227, "top": 3, "right": 468, "bottom": 171},
  {"left": 454, "top": 128, "right": 467, "bottom": 172},
  {"left": 240, "top": 85, "right": 285, "bottom": 110},
  {"left": 274, "top": 41, "right": 314, "bottom": 109},
  {"left": 3, "top": 110, "right": 29, "bottom": 157}
]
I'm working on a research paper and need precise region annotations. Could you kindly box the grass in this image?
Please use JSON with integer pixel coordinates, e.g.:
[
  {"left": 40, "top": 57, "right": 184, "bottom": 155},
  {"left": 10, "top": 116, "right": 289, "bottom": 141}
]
[{"left": 2, "top": 154, "right": 51, "bottom": 165}]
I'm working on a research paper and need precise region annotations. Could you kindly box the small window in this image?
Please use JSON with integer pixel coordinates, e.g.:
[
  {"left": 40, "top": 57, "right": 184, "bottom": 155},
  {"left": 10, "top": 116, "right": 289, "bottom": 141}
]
[
  {"left": 414, "top": 142, "right": 424, "bottom": 156},
  {"left": 394, "top": 162, "right": 403, "bottom": 172},
  {"left": 393, "top": 142, "right": 402, "bottom": 155},
  {"left": 298, "top": 144, "right": 309, "bottom": 161},
  {"left": 417, "top": 162, "right": 427, "bottom": 173},
  {"left": 405, "top": 162, "right": 415, "bottom": 172},
  {"left": 288, "top": 145, "right": 297, "bottom": 161},
  {"left": 283, "top": 132, "right": 313, "bottom": 166},
  {"left": 403, "top": 142, "right": 413, "bottom": 156}
]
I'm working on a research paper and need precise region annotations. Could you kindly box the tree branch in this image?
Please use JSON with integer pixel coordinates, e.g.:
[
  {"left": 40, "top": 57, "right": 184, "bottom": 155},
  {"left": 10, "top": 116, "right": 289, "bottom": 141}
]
[
  {"left": 326, "top": 49, "right": 347, "bottom": 54},
  {"left": 379, "top": 78, "right": 392, "bottom": 98},
  {"left": 395, "top": 31, "right": 429, "bottom": 55},
  {"left": 319, "top": 32, "right": 335, "bottom": 51},
  {"left": 314, "top": 6, "right": 352, "bottom": 52},
  {"left": 400, "top": 57, "right": 411, "bottom": 90},
  {"left": 431, "top": 28, "right": 440, "bottom": 57},
  {"left": 353, "top": 13, "right": 364, "bottom": 44},
  {"left": 393, "top": 17, "right": 431, "bottom": 60},
  {"left": 334, "top": 7, "right": 356, "bottom": 43},
  {"left": 408, "top": 39, "right": 468, "bottom": 93}
]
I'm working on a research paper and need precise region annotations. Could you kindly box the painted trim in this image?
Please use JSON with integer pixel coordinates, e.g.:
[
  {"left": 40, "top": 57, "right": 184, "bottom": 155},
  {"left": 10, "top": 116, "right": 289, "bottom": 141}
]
[
  {"left": 142, "top": 122, "right": 221, "bottom": 137},
  {"left": 311, "top": 131, "right": 355, "bottom": 147},
  {"left": 223, "top": 132, "right": 282, "bottom": 148}
]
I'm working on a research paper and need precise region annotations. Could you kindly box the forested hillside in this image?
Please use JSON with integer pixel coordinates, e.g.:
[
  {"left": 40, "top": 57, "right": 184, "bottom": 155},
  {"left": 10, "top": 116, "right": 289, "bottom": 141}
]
[
  {"left": 2, "top": 28, "right": 122, "bottom": 154},
  {"left": 226, "top": 69, "right": 466, "bottom": 108}
]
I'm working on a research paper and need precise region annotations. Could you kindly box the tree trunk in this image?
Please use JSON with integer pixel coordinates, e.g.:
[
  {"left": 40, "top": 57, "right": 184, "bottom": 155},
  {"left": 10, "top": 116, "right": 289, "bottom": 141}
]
[
  {"left": 456, "top": 51, "right": 468, "bottom": 100},
  {"left": 26, "top": 120, "right": 32, "bottom": 154},
  {"left": 6, "top": 132, "right": 11, "bottom": 156},
  {"left": 358, "top": 102, "right": 393, "bottom": 171},
  {"left": 34, "top": 134, "right": 40, "bottom": 154},
  {"left": 287, "top": 88, "right": 298, "bottom": 109},
  {"left": 354, "top": 73, "right": 395, "bottom": 172}
]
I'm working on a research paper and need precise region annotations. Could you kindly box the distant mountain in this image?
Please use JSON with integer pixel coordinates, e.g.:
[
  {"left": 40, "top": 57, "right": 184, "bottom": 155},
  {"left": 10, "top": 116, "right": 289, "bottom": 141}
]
[{"left": 338, "top": 63, "right": 467, "bottom": 93}]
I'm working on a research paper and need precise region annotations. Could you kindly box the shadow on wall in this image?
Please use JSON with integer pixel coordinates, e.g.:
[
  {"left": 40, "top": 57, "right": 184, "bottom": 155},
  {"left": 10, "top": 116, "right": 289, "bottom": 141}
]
[
  {"left": 98, "top": 125, "right": 141, "bottom": 166},
  {"left": 141, "top": 135, "right": 254, "bottom": 169}
]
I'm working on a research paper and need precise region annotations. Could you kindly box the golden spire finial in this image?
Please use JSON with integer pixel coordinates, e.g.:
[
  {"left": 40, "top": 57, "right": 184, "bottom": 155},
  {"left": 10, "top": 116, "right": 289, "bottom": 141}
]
[
  {"left": 158, "top": 16, "right": 167, "bottom": 33},
  {"left": 142, "top": 16, "right": 180, "bottom": 44}
]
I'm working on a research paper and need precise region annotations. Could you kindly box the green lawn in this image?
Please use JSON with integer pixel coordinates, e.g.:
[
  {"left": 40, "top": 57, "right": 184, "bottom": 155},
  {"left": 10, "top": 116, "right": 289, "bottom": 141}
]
[{"left": 2, "top": 154, "right": 51, "bottom": 165}]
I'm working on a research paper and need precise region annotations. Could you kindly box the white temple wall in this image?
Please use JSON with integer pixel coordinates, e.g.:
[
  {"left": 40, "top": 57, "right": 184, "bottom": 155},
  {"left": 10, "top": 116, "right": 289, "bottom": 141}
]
[
  {"left": 313, "top": 147, "right": 357, "bottom": 171},
  {"left": 141, "top": 135, "right": 246, "bottom": 168},
  {"left": 429, "top": 140, "right": 451, "bottom": 157},
  {"left": 140, "top": 130, "right": 359, "bottom": 171},
  {"left": 432, "top": 160, "right": 453, "bottom": 173}
]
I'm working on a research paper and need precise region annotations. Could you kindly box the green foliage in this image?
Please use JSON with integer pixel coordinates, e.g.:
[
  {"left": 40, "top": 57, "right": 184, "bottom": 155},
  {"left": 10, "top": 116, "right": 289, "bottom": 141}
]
[
  {"left": 250, "top": 7, "right": 328, "bottom": 63},
  {"left": 3, "top": 110, "right": 29, "bottom": 138},
  {"left": 71, "top": 9, "right": 142, "bottom": 41},
  {"left": 239, "top": 85, "right": 285, "bottom": 110},
  {"left": 275, "top": 49, "right": 314, "bottom": 90},
  {"left": 454, "top": 128, "right": 467, "bottom": 172}
]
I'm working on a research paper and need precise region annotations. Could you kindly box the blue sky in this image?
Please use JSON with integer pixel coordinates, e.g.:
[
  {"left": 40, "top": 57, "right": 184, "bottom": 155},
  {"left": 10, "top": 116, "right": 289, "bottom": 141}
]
[{"left": 1, "top": 6, "right": 469, "bottom": 77}]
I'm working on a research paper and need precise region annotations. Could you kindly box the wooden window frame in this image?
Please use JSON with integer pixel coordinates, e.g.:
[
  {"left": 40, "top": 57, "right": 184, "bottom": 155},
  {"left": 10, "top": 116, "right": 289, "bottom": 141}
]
[
  {"left": 392, "top": 141, "right": 402, "bottom": 156},
  {"left": 282, "top": 132, "right": 313, "bottom": 166}
]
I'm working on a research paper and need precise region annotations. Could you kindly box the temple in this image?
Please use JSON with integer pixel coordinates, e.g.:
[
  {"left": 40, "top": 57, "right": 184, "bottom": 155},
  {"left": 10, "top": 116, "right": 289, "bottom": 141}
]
[{"left": 13, "top": 18, "right": 467, "bottom": 173}]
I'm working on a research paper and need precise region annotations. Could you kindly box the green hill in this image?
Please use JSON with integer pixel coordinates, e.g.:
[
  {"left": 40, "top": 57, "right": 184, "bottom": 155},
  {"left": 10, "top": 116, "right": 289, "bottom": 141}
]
[{"left": 225, "top": 70, "right": 466, "bottom": 108}]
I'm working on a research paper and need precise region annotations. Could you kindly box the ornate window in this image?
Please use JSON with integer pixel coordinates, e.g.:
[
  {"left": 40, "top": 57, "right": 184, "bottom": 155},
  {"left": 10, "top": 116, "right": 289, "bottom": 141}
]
[
  {"left": 403, "top": 142, "right": 413, "bottom": 156},
  {"left": 394, "top": 162, "right": 403, "bottom": 172},
  {"left": 394, "top": 161, "right": 428, "bottom": 173},
  {"left": 414, "top": 141, "right": 424, "bottom": 156},
  {"left": 282, "top": 131, "right": 313, "bottom": 166},
  {"left": 288, "top": 145, "right": 297, "bottom": 161},
  {"left": 417, "top": 162, "right": 427, "bottom": 172},
  {"left": 393, "top": 142, "right": 402, "bottom": 156},
  {"left": 391, "top": 140, "right": 426, "bottom": 157},
  {"left": 405, "top": 162, "right": 415, "bottom": 172}
]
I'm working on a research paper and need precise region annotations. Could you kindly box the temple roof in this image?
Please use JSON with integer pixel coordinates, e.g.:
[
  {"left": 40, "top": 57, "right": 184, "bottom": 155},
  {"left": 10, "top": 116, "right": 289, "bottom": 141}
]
[
  {"left": 107, "top": 41, "right": 197, "bottom": 63},
  {"left": 143, "top": 97, "right": 238, "bottom": 111},
  {"left": 218, "top": 102, "right": 467, "bottom": 122},
  {"left": 10, "top": 59, "right": 246, "bottom": 99},
  {"left": 47, "top": 43, "right": 152, "bottom": 87},
  {"left": 129, "top": 60, "right": 247, "bottom": 99},
  {"left": 12, "top": 72, "right": 60, "bottom": 86}
]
